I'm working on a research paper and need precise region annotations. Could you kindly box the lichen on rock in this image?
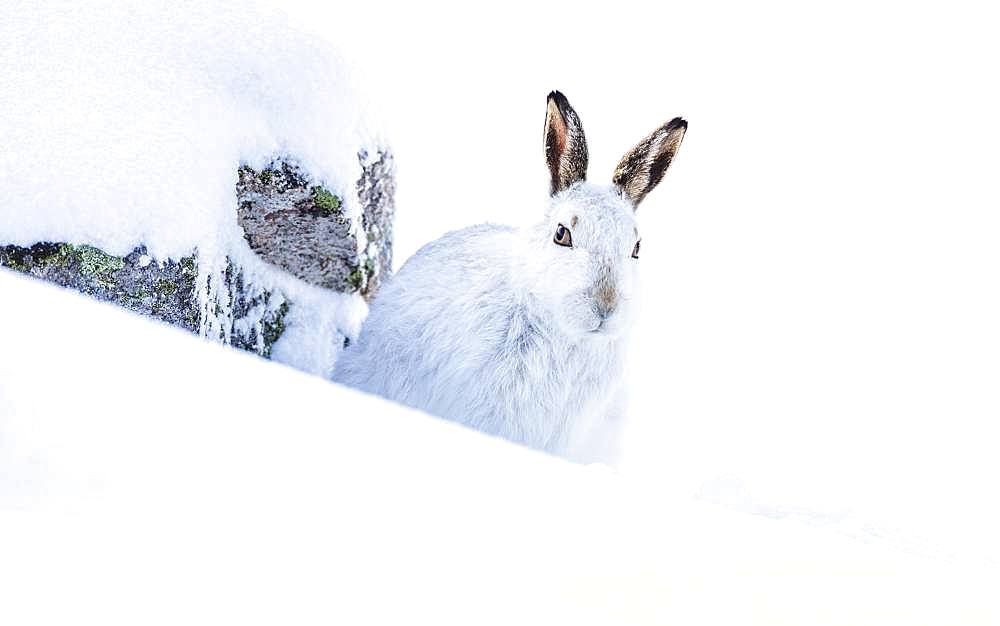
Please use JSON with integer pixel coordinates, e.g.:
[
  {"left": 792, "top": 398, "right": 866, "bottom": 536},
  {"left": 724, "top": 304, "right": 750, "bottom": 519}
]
[
  {"left": 261, "top": 300, "right": 290, "bottom": 358},
  {"left": 310, "top": 186, "right": 341, "bottom": 216},
  {"left": 0, "top": 243, "right": 202, "bottom": 332}
]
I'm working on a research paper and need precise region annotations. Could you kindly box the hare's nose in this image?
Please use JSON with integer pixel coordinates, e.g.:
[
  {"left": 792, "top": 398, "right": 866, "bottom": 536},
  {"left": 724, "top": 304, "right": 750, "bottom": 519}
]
[{"left": 594, "top": 282, "right": 618, "bottom": 319}]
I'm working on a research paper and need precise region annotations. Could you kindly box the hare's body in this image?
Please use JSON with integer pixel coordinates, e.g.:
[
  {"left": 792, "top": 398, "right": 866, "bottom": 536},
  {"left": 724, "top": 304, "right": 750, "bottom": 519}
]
[
  {"left": 333, "top": 92, "right": 686, "bottom": 464},
  {"left": 334, "top": 223, "right": 628, "bottom": 461}
]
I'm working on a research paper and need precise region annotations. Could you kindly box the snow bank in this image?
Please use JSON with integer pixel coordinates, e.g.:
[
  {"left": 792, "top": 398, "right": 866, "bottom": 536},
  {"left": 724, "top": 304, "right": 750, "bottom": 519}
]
[
  {"left": 0, "top": 0, "right": 384, "bottom": 375},
  {"left": 1, "top": 269, "right": 997, "bottom": 625}
]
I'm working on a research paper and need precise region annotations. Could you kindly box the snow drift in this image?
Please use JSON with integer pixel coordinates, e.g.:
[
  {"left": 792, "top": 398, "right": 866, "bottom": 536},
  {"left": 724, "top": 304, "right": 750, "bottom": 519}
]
[{"left": 2, "top": 269, "right": 997, "bottom": 625}]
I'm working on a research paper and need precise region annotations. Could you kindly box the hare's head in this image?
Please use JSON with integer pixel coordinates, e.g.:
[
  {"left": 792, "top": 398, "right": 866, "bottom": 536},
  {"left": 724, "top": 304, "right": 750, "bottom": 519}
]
[{"left": 525, "top": 91, "right": 686, "bottom": 338}]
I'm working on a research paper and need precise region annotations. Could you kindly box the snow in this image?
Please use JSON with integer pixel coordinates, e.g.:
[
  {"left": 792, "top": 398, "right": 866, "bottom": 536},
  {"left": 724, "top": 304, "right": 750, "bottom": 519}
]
[
  {"left": 0, "top": 0, "right": 379, "bottom": 374},
  {"left": 1, "top": 269, "right": 997, "bottom": 624},
  {"left": 2, "top": 0, "right": 1000, "bottom": 621},
  {"left": 0, "top": 0, "right": 376, "bottom": 259}
]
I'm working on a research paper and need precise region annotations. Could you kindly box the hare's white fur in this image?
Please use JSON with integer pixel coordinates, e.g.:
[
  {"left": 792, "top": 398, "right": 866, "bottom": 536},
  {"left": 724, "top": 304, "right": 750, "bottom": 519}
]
[
  {"left": 333, "top": 183, "right": 639, "bottom": 463},
  {"left": 334, "top": 91, "right": 686, "bottom": 463}
]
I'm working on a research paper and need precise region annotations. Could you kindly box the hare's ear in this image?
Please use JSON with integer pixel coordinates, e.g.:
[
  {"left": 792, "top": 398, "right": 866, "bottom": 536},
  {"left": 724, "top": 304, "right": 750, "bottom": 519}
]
[
  {"left": 543, "top": 91, "right": 588, "bottom": 195},
  {"left": 613, "top": 117, "right": 687, "bottom": 208}
]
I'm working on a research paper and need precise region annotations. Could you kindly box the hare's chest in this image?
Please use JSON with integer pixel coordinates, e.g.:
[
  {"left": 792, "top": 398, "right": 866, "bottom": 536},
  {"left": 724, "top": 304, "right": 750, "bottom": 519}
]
[
  {"left": 555, "top": 343, "right": 624, "bottom": 419},
  {"left": 497, "top": 337, "right": 625, "bottom": 448}
]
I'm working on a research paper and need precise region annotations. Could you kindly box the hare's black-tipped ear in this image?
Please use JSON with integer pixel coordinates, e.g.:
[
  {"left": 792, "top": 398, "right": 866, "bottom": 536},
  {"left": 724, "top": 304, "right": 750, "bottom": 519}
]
[
  {"left": 543, "top": 91, "right": 588, "bottom": 195},
  {"left": 613, "top": 117, "right": 687, "bottom": 208}
]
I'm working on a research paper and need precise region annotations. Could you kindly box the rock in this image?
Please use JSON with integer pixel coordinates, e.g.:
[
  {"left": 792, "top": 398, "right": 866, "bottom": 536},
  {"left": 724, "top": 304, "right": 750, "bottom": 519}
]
[
  {"left": 0, "top": 242, "right": 201, "bottom": 332},
  {"left": 355, "top": 149, "right": 396, "bottom": 298},
  {"left": 0, "top": 152, "right": 394, "bottom": 361},
  {"left": 235, "top": 149, "right": 395, "bottom": 299}
]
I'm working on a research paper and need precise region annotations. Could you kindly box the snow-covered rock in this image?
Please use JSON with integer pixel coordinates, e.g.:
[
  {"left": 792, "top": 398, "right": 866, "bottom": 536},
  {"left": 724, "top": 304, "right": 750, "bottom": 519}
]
[
  {"left": 0, "top": 155, "right": 394, "bottom": 362},
  {"left": 0, "top": 0, "right": 391, "bottom": 376}
]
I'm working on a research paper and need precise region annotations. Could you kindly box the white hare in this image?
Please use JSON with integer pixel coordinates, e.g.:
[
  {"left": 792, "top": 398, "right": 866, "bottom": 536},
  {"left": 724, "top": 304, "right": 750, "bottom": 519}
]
[{"left": 333, "top": 91, "right": 686, "bottom": 463}]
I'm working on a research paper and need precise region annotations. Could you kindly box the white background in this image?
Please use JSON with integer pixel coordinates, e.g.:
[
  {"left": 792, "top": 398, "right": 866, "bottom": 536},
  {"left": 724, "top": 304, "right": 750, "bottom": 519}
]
[{"left": 281, "top": 0, "right": 1000, "bottom": 560}]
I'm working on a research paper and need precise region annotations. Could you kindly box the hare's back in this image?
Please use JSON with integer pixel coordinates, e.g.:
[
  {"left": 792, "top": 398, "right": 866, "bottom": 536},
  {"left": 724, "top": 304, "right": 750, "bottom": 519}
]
[
  {"left": 334, "top": 223, "right": 517, "bottom": 394},
  {"left": 387, "top": 223, "right": 517, "bottom": 301},
  {"left": 361, "top": 222, "right": 518, "bottom": 341}
]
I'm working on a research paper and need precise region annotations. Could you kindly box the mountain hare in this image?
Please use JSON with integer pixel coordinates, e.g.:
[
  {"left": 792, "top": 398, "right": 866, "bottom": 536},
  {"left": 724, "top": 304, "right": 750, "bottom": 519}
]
[{"left": 334, "top": 91, "right": 686, "bottom": 463}]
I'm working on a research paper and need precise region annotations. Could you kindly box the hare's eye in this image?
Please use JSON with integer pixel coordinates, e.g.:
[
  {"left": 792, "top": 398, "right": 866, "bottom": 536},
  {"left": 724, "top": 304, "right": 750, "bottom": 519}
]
[
  {"left": 553, "top": 223, "right": 573, "bottom": 247},
  {"left": 631, "top": 240, "right": 641, "bottom": 259}
]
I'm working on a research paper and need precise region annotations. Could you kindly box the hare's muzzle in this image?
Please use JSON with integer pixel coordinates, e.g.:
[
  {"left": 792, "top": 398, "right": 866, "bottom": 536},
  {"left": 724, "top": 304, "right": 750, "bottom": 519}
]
[{"left": 593, "top": 279, "right": 618, "bottom": 320}]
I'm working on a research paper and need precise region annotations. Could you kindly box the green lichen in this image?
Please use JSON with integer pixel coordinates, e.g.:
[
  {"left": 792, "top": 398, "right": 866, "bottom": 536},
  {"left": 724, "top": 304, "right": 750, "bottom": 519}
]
[
  {"left": 348, "top": 257, "right": 377, "bottom": 295},
  {"left": 261, "top": 301, "right": 290, "bottom": 358},
  {"left": 0, "top": 247, "right": 30, "bottom": 272},
  {"left": 119, "top": 289, "right": 151, "bottom": 309},
  {"left": 2, "top": 243, "right": 124, "bottom": 284},
  {"left": 311, "top": 186, "right": 341, "bottom": 216},
  {"left": 76, "top": 245, "right": 124, "bottom": 286},
  {"left": 156, "top": 279, "right": 177, "bottom": 296},
  {"left": 47, "top": 244, "right": 76, "bottom": 267},
  {"left": 3, "top": 242, "right": 74, "bottom": 270},
  {"left": 346, "top": 267, "right": 363, "bottom": 291}
]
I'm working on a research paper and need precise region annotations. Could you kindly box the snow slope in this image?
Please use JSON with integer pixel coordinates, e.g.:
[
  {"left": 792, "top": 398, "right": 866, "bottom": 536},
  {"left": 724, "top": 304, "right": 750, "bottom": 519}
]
[{"left": 1, "top": 269, "right": 997, "bottom": 625}]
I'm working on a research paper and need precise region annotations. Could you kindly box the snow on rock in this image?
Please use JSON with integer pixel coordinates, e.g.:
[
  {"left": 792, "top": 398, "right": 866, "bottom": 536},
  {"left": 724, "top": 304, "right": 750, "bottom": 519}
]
[
  {"left": 1, "top": 269, "right": 998, "bottom": 625},
  {"left": 0, "top": 0, "right": 393, "bottom": 376}
]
